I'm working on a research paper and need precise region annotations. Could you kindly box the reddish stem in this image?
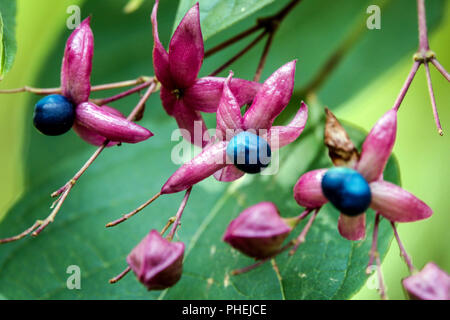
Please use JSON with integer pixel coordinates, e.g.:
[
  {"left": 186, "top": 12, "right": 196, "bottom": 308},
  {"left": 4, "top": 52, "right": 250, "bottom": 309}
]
[
  {"left": 366, "top": 213, "right": 381, "bottom": 274},
  {"left": 0, "top": 77, "right": 152, "bottom": 95},
  {"left": 93, "top": 81, "right": 154, "bottom": 106},
  {"left": 204, "top": 24, "right": 262, "bottom": 58},
  {"left": 393, "top": 61, "right": 421, "bottom": 111},
  {"left": 232, "top": 241, "right": 294, "bottom": 276},
  {"left": 209, "top": 31, "right": 268, "bottom": 77},
  {"left": 376, "top": 255, "right": 388, "bottom": 300},
  {"left": 417, "top": 0, "right": 429, "bottom": 51},
  {"left": 289, "top": 208, "right": 319, "bottom": 255},
  {"left": 106, "top": 192, "right": 161, "bottom": 228},
  {"left": 167, "top": 187, "right": 192, "bottom": 241},
  {"left": 0, "top": 82, "right": 156, "bottom": 244},
  {"left": 424, "top": 62, "right": 443, "bottom": 135},
  {"left": 391, "top": 222, "right": 416, "bottom": 274},
  {"left": 430, "top": 58, "right": 450, "bottom": 82},
  {"left": 253, "top": 31, "right": 275, "bottom": 82},
  {"left": 204, "top": 0, "right": 301, "bottom": 59},
  {"left": 366, "top": 213, "right": 388, "bottom": 300},
  {"left": 109, "top": 266, "right": 131, "bottom": 284}
]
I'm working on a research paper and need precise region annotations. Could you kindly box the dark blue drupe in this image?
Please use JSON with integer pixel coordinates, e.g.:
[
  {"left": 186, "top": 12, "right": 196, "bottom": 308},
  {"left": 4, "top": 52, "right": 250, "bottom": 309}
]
[
  {"left": 33, "top": 94, "right": 75, "bottom": 136},
  {"left": 226, "top": 131, "right": 272, "bottom": 174},
  {"left": 321, "top": 167, "right": 371, "bottom": 216}
]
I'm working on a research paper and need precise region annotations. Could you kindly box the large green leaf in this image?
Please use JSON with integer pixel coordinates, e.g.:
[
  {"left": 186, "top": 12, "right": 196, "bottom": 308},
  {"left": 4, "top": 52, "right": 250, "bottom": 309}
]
[
  {"left": 0, "top": 0, "right": 406, "bottom": 299},
  {"left": 174, "top": 0, "right": 275, "bottom": 40},
  {"left": 0, "top": 0, "right": 17, "bottom": 79},
  {"left": 0, "top": 104, "right": 399, "bottom": 299}
]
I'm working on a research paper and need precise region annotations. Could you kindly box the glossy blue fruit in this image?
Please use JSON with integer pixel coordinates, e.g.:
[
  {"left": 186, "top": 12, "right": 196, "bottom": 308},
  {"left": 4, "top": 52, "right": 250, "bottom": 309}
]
[
  {"left": 33, "top": 94, "right": 75, "bottom": 136},
  {"left": 321, "top": 167, "right": 371, "bottom": 216},
  {"left": 226, "top": 131, "right": 271, "bottom": 174}
]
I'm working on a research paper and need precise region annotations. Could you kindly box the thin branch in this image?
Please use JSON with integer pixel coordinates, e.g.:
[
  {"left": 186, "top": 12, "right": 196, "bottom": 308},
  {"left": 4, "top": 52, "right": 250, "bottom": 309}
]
[
  {"left": 0, "top": 86, "right": 61, "bottom": 95},
  {"left": 289, "top": 208, "right": 319, "bottom": 255},
  {"left": 391, "top": 222, "right": 416, "bottom": 274},
  {"left": 106, "top": 192, "right": 161, "bottom": 228},
  {"left": 231, "top": 241, "right": 294, "bottom": 276},
  {"left": 160, "top": 217, "right": 176, "bottom": 237},
  {"left": 209, "top": 31, "right": 268, "bottom": 77},
  {"left": 366, "top": 212, "right": 381, "bottom": 274},
  {"left": 0, "top": 221, "right": 41, "bottom": 244},
  {"left": 253, "top": 31, "right": 276, "bottom": 82},
  {"left": 366, "top": 213, "right": 387, "bottom": 300},
  {"left": 92, "top": 81, "right": 154, "bottom": 106},
  {"left": 376, "top": 255, "right": 388, "bottom": 300},
  {"left": 109, "top": 266, "right": 131, "bottom": 284},
  {"left": 393, "top": 61, "right": 421, "bottom": 111},
  {"left": 417, "top": 0, "right": 429, "bottom": 51},
  {"left": 430, "top": 58, "right": 450, "bottom": 82},
  {"left": 204, "top": 0, "right": 301, "bottom": 59},
  {"left": 0, "top": 76, "right": 152, "bottom": 95},
  {"left": 424, "top": 62, "right": 443, "bottom": 135},
  {"left": 167, "top": 187, "right": 192, "bottom": 241},
  {"left": 204, "top": 24, "right": 261, "bottom": 58}
]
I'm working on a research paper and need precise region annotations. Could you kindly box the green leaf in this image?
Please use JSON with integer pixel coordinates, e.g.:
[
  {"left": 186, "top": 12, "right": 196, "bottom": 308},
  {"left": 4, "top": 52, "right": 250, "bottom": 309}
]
[
  {"left": 0, "top": 0, "right": 17, "bottom": 79},
  {"left": 123, "top": 0, "right": 145, "bottom": 14},
  {"left": 0, "top": 103, "right": 399, "bottom": 299},
  {"left": 0, "top": 0, "right": 414, "bottom": 299},
  {"left": 174, "top": 0, "right": 275, "bottom": 40}
]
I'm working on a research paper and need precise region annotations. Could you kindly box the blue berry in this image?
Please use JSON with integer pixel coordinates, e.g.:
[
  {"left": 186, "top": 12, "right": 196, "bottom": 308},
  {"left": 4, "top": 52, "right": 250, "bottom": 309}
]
[
  {"left": 321, "top": 167, "right": 371, "bottom": 216},
  {"left": 226, "top": 131, "right": 271, "bottom": 174},
  {"left": 33, "top": 94, "right": 75, "bottom": 136}
]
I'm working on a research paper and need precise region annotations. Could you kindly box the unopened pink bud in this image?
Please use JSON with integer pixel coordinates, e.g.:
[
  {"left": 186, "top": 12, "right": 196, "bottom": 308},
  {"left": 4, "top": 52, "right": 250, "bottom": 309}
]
[
  {"left": 402, "top": 262, "right": 450, "bottom": 300},
  {"left": 223, "top": 202, "right": 292, "bottom": 259},
  {"left": 127, "top": 230, "right": 185, "bottom": 290}
]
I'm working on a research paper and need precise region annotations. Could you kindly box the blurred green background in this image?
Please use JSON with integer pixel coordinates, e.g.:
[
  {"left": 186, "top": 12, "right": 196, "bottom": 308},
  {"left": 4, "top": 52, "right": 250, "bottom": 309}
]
[{"left": 0, "top": 0, "right": 448, "bottom": 299}]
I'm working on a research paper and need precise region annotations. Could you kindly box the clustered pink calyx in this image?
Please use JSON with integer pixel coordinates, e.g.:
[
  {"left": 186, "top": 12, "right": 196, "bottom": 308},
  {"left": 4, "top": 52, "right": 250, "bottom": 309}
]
[
  {"left": 151, "top": 0, "right": 261, "bottom": 147},
  {"left": 159, "top": 61, "right": 308, "bottom": 195},
  {"left": 293, "top": 108, "right": 432, "bottom": 241},
  {"left": 63, "top": 17, "right": 153, "bottom": 146}
]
